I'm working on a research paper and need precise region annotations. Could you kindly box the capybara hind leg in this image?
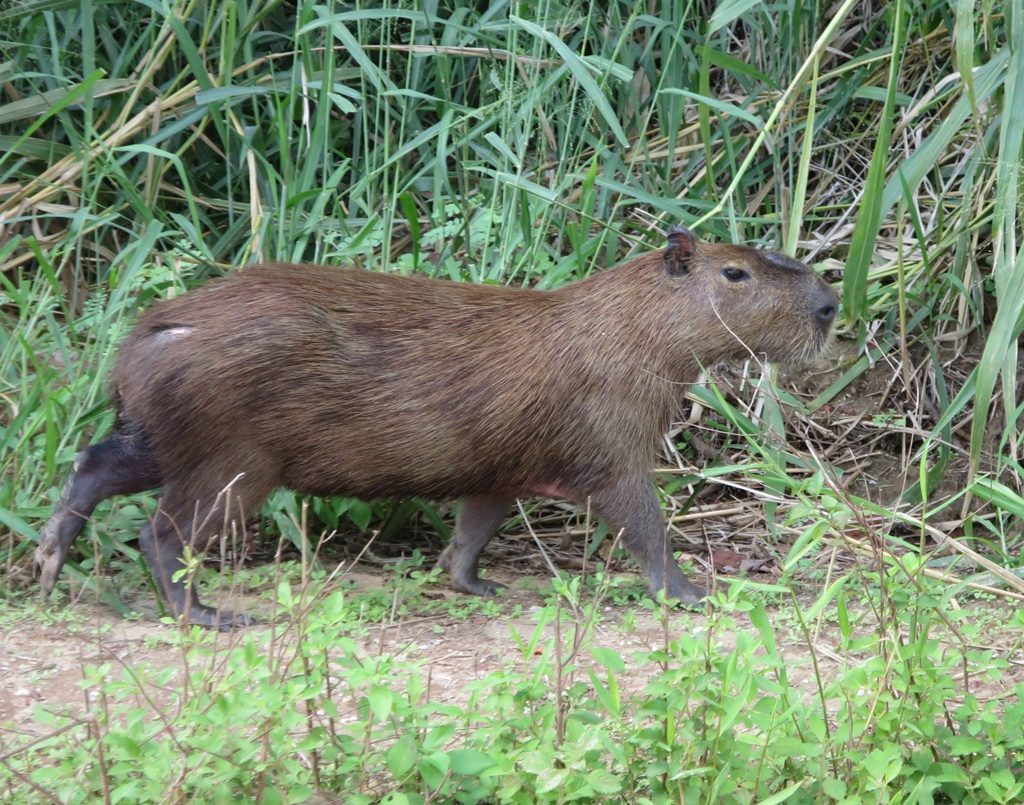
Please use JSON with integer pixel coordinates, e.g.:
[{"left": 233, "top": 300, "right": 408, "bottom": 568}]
[
  {"left": 591, "top": 480, "right": 705, "bottom": 606},
  {"left": 37, "top": 428, "right": 162, "bottom": 595},
  {"left": 438, "top": 495, "right": 512, "bottom": 596},
  {"left": 142, "top": 484, "right": 265, "bottom": 630},
  {"left": 139, "top": 516, "right": 251, "bottom": 631}
]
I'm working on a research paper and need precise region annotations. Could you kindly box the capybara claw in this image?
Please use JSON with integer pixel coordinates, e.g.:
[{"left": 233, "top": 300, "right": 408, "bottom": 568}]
[{"left": 474, "top": 578, "right": 507, "bottom": 597}]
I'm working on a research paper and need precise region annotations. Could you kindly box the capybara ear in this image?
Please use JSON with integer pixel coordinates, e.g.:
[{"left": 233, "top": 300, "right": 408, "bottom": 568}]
[{"left": 664, "top": 224, "right": 696, "bottom": 275}]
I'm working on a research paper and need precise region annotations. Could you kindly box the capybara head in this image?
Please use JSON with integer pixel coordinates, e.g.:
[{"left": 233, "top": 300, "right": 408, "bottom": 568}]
[{"left": 661, "top": 224, "right": 838, "bottom": 367}]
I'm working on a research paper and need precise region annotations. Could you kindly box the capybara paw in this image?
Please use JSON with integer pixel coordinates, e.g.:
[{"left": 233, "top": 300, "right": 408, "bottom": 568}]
[
  {"left": 179, "top": 606, "right": 255, "bottom": 631},
  {"left": 35, "top": 530, "right": 64, "bottom": 596},
  {"left": 659, "top": 579, "right": 706, "bottom": 608},
  {"left": 452, "top": 576, "right": 507, "bottom": 597}
]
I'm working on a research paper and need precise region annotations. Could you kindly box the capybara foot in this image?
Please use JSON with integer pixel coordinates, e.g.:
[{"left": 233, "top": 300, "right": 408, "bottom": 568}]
[
  {"left": 454, "top": 577, "right": 507, "bottom": 597},
  {"left": 177, "top": 605, "right": 254, "bottom": 631},
  {"left": 35, "top": 522, "right": 70, "bottom": 597},
  {"left": 658, "top": 576, "right": 706, "bottom": 608},
  {"left": 437, "top": 545, "right": 506, "bottom": 597}
]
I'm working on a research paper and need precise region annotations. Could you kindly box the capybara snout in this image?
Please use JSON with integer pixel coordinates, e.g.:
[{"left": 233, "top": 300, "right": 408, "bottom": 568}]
[{"left": 37, "top": 225, "right": 837, "bottom": 628}]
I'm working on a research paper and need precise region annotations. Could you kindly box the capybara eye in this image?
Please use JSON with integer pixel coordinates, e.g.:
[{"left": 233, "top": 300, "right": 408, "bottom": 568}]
[{"left": 722, "top": 267, "right": 750, "bottom": 282}]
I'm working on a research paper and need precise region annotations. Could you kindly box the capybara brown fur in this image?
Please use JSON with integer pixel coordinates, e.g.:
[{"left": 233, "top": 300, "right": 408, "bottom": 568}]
[{"left": 36, "top": 226, "right": 837, "bottom": 628}]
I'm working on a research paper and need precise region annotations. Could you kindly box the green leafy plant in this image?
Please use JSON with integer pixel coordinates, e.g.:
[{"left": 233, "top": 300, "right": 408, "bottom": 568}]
[{"left": 4, "top": 0, "right": 1024, "bottom": 800}]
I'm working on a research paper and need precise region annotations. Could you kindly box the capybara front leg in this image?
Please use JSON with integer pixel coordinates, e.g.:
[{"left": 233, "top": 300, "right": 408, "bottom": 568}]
[
  {"left": 438, "top": 495, "right": 513, "bottom": 596},
  {"left": 590, "top": 480, "right": 705, "bottom": 605}
]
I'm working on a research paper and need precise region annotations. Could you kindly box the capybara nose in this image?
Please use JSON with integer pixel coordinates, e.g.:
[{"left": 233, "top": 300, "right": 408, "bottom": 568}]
[{"left": 816, "top": 301, "right": 837, "bottom": 325}]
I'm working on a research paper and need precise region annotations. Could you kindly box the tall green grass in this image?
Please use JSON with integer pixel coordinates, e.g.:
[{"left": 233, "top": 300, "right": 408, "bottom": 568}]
[
  {"left": 3, "top": 0, "right": 1024, "bottom": 800},
  {"left": 4, "top": 0, "right": 1024, "bottom": 582},
  {"left": 2, "top": 0, "right": 1024, "bottom": 606}
]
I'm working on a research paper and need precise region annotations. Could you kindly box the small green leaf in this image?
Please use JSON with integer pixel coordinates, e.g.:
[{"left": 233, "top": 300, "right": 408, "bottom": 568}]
[
  {"left": 368, "top": 686, "right": 393, "bottom": 722},
  {"left": 591, "top": 647, "right": 626, "bottom": 672},
  {"left": 448, "top": 749, "right": 496, "bottom": 776},
  {"left": 385, "top": 734, "right": 417, "bottom": 778},
  {"left": 586, "top": 767, "right": 622, "bottom": 795}
]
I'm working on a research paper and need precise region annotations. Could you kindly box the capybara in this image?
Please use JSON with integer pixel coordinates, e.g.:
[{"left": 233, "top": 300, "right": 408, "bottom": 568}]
[{"left": 36, "top": 225, "right": 837, "bottom": 628}]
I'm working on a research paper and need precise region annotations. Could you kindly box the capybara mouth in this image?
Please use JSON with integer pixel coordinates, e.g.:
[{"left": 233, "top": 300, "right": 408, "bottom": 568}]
[{"left": 786, "top": 322, "right": 836, "bottom": 367}]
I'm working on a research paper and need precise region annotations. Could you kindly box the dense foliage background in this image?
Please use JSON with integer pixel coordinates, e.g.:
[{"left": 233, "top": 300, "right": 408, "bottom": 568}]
[{"left": 2, "top": 0, "right": 1024, "bottom": 801}]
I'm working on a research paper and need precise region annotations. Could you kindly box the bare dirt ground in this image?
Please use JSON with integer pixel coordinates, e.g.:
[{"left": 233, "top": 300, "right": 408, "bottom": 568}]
[
  {"left": 6, "top": 352, "right": 1024, "bottom": 754},
  {"left": 0, "top": 567, "right": 701, "bottom": 734},
  {"left": 3, "top": 561, "right": 1022, "bottom": 741}
]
